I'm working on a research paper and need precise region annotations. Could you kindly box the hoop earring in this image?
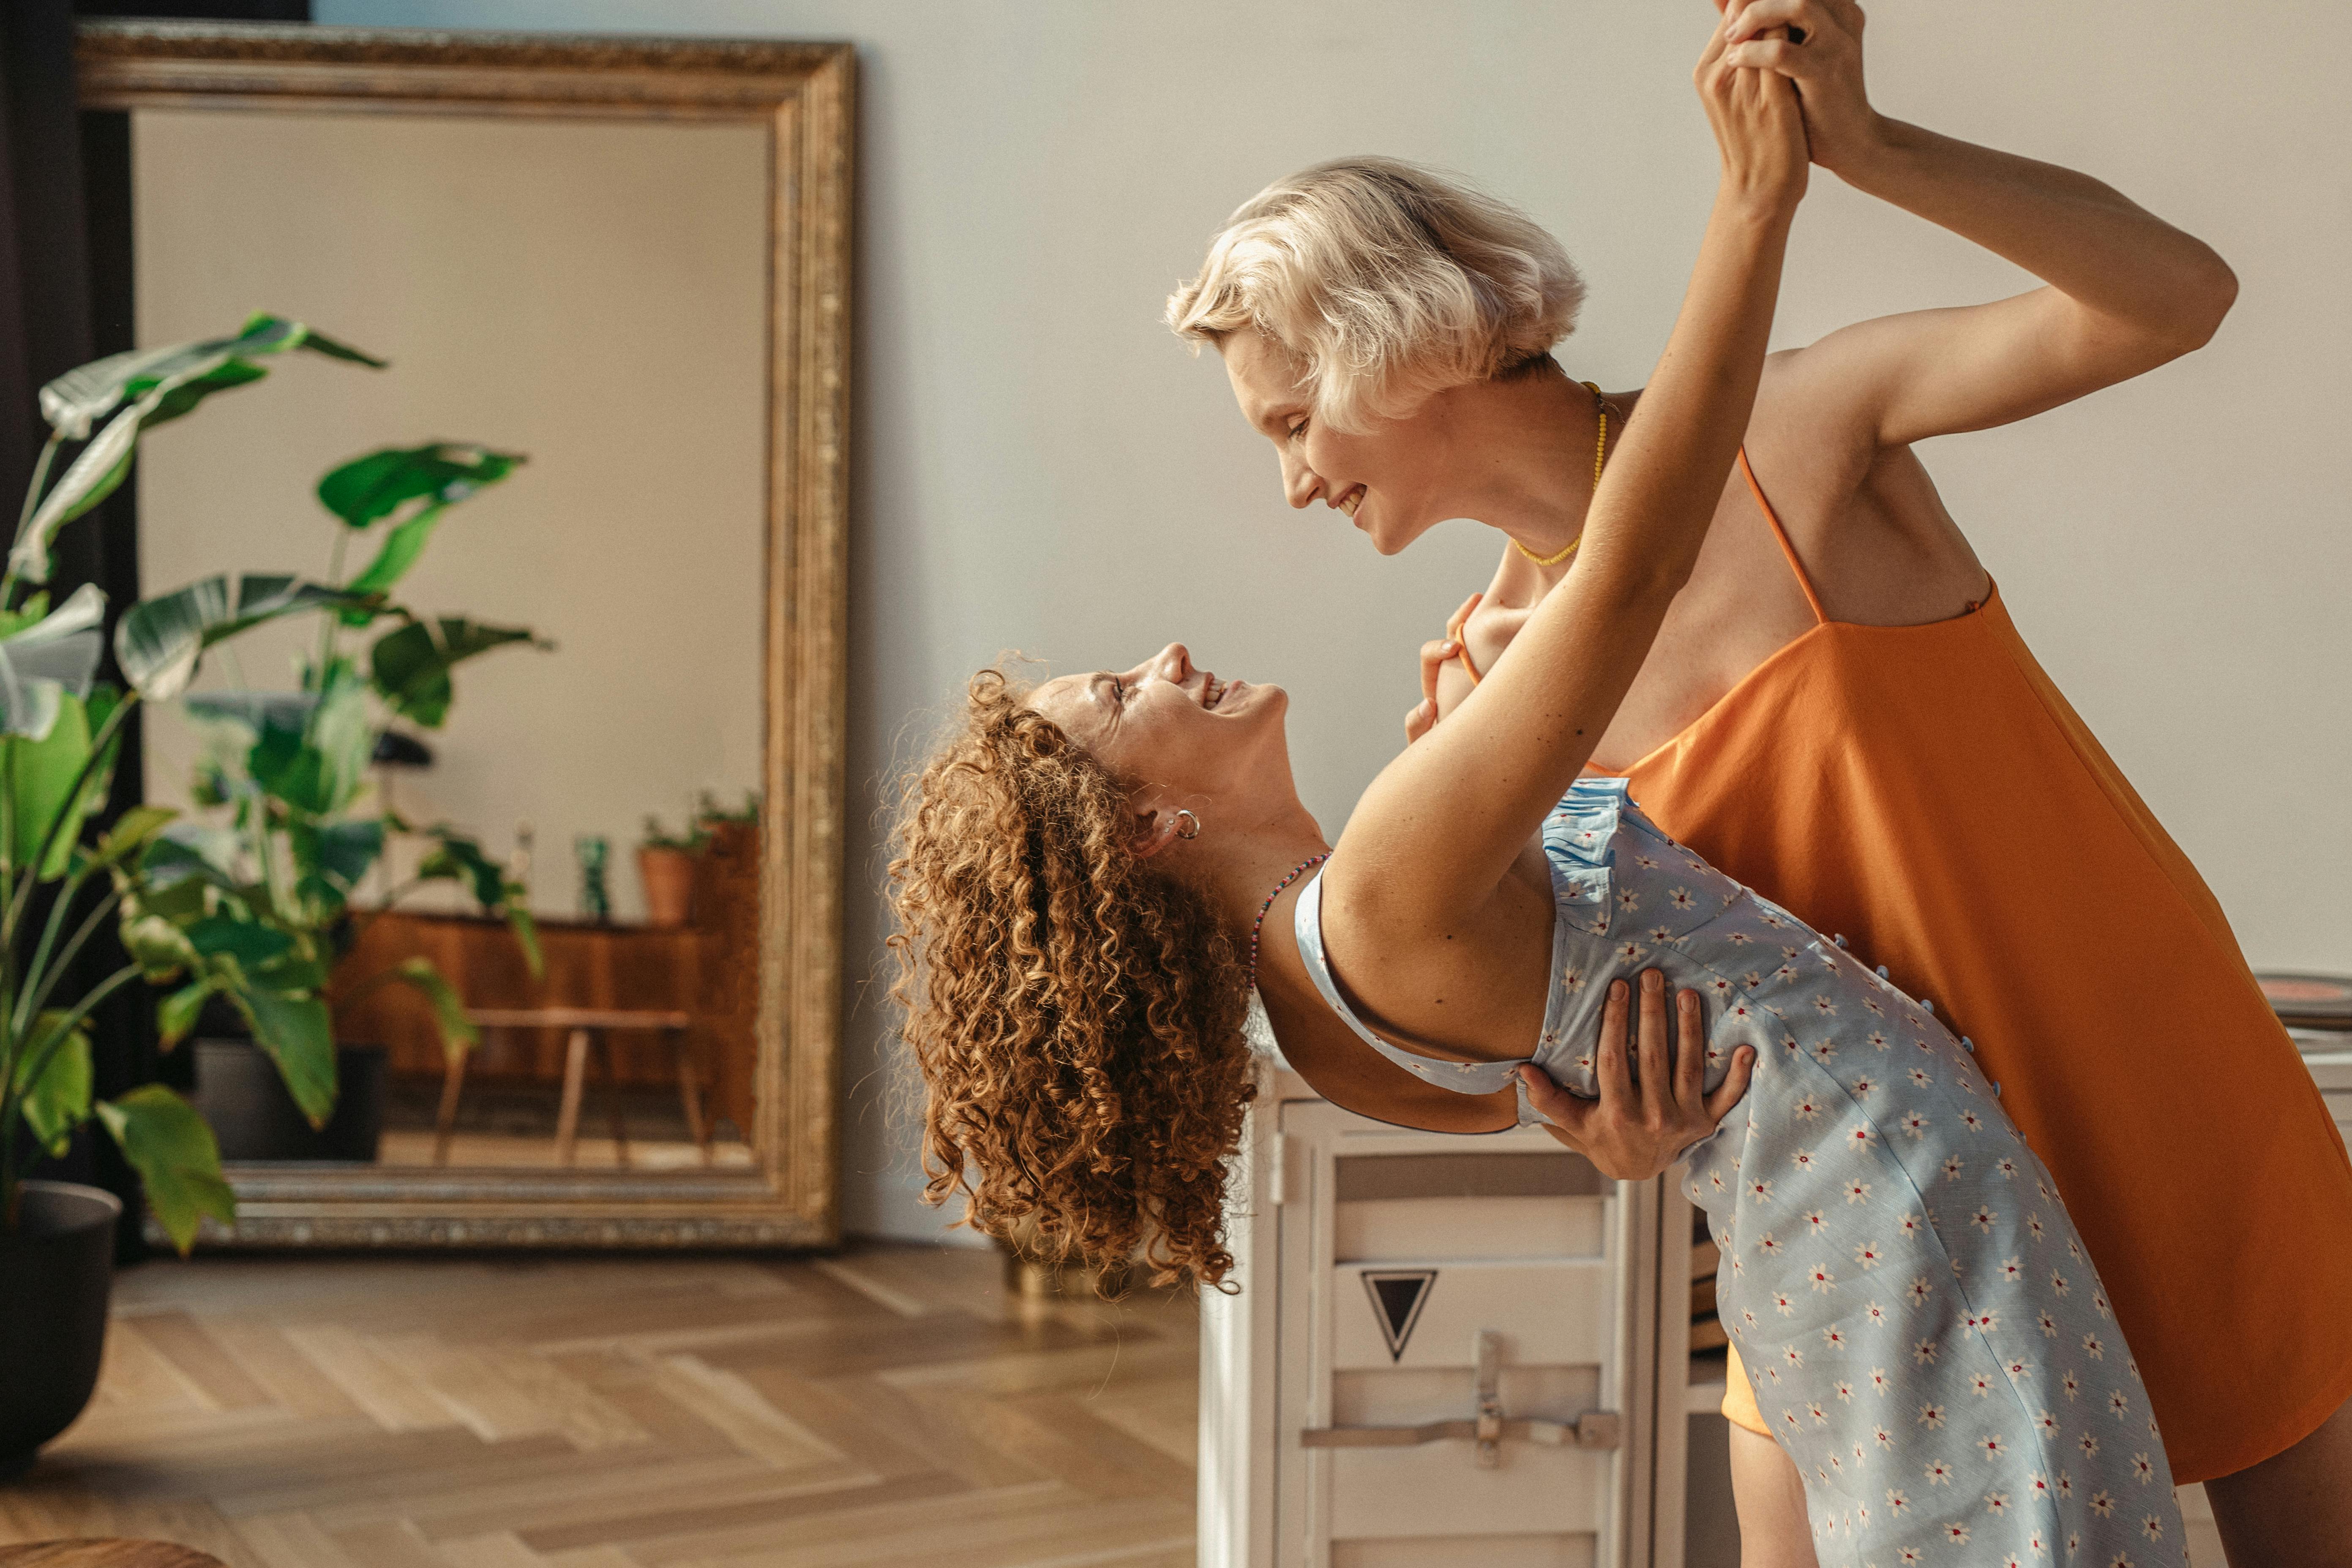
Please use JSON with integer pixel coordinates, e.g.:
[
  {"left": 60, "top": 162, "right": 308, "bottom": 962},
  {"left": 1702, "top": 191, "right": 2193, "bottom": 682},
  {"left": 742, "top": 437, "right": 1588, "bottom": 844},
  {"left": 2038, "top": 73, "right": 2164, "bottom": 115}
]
[{"left": 1174, "top": 809, "right": 1201, "bottom": 841}]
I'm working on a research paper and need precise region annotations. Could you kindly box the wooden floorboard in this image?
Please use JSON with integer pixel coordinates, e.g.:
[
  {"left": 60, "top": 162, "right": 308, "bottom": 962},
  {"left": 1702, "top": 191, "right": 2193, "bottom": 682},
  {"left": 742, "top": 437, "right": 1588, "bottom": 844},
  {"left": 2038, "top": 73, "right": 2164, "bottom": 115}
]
[{"left": 3, "top": 1246, "right": 1198, "bottom": 1567}]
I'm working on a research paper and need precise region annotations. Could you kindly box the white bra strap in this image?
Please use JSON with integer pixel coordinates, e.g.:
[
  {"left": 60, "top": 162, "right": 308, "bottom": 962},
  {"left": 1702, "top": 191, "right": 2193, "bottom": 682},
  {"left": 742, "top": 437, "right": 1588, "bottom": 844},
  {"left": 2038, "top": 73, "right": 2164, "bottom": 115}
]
[{"left": 1291, "top": 870, "right": 1532, "bottom": 1103}]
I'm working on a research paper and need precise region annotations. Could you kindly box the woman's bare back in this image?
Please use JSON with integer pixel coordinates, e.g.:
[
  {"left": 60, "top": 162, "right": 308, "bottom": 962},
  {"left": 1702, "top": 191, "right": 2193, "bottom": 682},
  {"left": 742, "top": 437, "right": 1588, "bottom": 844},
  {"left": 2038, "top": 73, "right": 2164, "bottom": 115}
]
[{"left": 1442, "top": 360, "right": 1992, "bottom": 771}]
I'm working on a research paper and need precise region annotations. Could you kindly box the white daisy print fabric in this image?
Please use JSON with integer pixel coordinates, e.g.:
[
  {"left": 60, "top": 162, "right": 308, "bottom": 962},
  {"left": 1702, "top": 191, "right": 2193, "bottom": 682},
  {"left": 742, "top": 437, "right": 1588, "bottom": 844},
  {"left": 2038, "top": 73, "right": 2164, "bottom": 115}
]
[{"left": 1294, "top": 778, "right": 2183, "bottom": 1565}]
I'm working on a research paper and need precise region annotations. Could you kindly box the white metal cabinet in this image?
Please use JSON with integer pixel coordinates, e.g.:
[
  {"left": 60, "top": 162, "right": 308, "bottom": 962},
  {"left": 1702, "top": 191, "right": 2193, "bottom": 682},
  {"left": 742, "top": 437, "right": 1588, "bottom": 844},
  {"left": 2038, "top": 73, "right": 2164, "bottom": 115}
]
[{"left": 1202, "top": 1070, "right": 1670, "bottom": 1568}]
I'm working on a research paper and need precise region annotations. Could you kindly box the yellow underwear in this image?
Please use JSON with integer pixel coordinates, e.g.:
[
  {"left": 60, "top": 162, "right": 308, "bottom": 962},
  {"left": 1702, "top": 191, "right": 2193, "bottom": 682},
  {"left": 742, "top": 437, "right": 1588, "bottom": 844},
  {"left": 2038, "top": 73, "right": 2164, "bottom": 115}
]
[{"left": 1721, "top": 1343, "right": 1770, "bottom": 1437}]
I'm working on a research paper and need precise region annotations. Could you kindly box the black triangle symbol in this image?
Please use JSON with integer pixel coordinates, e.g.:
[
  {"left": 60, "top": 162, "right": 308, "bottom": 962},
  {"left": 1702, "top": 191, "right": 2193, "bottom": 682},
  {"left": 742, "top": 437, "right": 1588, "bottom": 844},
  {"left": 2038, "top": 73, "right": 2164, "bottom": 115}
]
[{"left": 1362, "top": 1270, "right": 1438, "bottom": 1362}]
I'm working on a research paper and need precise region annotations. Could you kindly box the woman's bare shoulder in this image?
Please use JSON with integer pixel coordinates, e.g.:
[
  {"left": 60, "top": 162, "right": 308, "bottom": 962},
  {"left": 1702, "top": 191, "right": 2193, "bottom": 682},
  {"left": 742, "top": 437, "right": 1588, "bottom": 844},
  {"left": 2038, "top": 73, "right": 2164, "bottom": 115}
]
[
  {"left": 1742, "top": 349, "right": 1883, "bottom": 500},
  {"left": 1738, "top": 352, "right": 1990, "bottom": 623}
]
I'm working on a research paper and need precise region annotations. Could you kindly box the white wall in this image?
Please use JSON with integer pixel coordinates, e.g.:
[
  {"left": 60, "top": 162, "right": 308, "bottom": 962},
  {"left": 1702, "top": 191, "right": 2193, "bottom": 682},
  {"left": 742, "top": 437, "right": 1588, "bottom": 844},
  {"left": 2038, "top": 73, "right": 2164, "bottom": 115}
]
[
  {"left": 135, "top": 109, "right": 768, "bottom": 924},
  {"left": 317, "top": 0, "right": 2352, "bottom": 1241}
]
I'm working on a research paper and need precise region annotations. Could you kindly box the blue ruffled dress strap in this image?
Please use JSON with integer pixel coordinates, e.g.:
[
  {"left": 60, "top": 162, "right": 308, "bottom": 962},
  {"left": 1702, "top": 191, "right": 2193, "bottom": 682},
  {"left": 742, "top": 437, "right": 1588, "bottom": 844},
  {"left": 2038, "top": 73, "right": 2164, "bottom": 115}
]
[
  {"left": 1542, "top": 777, "right": 1626, "bottom": 936},
  {"left": 1292, "top": 870, "right": 1537, "bottom": 1120}
]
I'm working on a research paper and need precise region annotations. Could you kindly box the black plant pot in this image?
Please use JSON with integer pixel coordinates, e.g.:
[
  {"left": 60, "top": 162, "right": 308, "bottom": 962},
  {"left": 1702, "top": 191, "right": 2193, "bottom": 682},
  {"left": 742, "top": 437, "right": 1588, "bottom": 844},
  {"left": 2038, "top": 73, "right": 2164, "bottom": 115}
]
[
  {"left": 192, "top": 1039, "right": 386, "bottom": 1162},
  {"left": 0, "top": 1179, "right": 121, "bottom": 1482}
]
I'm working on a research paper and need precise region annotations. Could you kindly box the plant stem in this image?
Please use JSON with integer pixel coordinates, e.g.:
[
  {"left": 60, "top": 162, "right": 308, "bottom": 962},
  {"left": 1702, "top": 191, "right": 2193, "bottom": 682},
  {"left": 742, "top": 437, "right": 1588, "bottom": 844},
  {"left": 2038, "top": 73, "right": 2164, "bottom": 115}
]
[
  {"left": 12, "top": 436, "right": 59, "bottom": 544},
  {"left": 13, "top": 866, "right": 87, "bottom": 1036},
  {"left": 15, "top": 878, "right": 123, "bottom": 1037},
  {"left": 10, "top": 961, "right": 141, "bottom": 1119},
  {"left": 0, "top": 434, "right": 63, "bottom": 616},
  {"left": 1, "top": 735, "right": 15, "bottom": 893},
  {"left": 366, "top": 877, "right": 428, "bottom": 915},
  {"left": 250, "top": 796, "right": 286, "bottom": 923},
  {"left": 0, "top": 1014, "right": 19, "bottom": 1231},
  {"left": 314, "top": 530, "right": 350, "bottom": 684},
  {"left": 0, "top": 734, "right": 17, "bottom": 1101},
  {"left": 3, "top": 693, "right": 136, "bottom": 951},
  {"left": 3, "top": 958, "right": 142, "bottom": 1218}
]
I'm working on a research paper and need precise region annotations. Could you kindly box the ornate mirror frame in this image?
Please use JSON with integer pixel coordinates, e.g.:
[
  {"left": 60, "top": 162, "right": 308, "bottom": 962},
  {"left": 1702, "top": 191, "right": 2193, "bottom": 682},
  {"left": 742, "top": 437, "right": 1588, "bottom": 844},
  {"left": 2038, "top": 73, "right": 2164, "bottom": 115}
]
[{"left": 76, "top": 20, "right": 852, "bottom": 1248}]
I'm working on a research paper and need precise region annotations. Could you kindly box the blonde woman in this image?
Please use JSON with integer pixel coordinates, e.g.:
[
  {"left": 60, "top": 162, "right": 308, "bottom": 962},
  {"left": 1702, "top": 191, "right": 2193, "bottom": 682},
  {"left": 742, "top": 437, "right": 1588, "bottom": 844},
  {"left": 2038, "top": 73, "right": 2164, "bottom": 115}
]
[{"left": 1164, "top": 5, "right": 2349, "bottom": 1565}]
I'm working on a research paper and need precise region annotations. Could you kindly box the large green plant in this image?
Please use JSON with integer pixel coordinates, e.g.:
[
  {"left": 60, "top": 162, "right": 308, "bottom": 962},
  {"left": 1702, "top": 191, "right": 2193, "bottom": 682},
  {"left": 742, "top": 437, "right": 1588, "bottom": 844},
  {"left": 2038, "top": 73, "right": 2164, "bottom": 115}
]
[
  {"left": 0, "top": 314, "right": 399, "bottom": 1249},
  {"left": 166, "top": 440, "right": 546, "bottom": 1065}
]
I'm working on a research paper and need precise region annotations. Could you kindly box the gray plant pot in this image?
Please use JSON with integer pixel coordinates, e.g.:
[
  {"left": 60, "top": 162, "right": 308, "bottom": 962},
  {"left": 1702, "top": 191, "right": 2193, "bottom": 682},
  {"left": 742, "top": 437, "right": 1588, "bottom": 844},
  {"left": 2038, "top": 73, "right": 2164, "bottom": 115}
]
[
  {"left": 192, "top": 1039, "right": 384, "bottom": 1162},
  {"left": 0, "top": 1179, "right": 121, "bottom": 1483}
]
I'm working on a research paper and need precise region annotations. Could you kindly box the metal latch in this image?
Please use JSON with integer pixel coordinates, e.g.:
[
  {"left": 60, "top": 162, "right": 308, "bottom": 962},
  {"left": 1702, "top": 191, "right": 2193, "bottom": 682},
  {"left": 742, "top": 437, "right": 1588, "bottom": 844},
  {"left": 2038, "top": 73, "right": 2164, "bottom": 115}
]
[{"left": 1298, "top": 1331, "right": 1622, "bottom": 1468}]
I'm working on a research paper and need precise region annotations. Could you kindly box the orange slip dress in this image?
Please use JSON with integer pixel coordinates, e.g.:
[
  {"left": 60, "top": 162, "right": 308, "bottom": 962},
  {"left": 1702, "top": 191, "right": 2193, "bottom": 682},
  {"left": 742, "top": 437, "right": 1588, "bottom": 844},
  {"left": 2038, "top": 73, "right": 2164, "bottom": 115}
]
[{"left": 1617, "top": 453, "right": 2352, "bottom": 1483}]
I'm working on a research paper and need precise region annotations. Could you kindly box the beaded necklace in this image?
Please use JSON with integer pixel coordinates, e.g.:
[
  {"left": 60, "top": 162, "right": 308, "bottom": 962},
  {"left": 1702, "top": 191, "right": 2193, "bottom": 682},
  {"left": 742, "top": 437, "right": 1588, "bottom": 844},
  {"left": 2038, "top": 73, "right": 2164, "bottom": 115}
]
[
  {"left": 1247, "top": 852, "right": 1332, "bottom": 992},
  {"left": 1510, "top": 380, "right": 1614, "bottom": 568}
]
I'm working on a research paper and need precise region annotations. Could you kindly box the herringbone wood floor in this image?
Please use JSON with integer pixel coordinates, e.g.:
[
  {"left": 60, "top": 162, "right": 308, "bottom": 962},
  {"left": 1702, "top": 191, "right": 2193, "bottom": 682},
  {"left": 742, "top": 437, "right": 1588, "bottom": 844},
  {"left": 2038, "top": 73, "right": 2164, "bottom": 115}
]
[{"left": 0, "top": 1246, "right": 1199, "bottom": 1568}]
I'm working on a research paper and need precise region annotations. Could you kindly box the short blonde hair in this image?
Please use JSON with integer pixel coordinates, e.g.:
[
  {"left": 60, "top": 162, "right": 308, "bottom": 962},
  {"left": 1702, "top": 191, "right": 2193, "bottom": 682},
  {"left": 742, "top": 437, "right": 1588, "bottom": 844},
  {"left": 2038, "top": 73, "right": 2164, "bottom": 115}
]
[{"left": 1166, "top": 156, "right": 1586, "bottom": 433}]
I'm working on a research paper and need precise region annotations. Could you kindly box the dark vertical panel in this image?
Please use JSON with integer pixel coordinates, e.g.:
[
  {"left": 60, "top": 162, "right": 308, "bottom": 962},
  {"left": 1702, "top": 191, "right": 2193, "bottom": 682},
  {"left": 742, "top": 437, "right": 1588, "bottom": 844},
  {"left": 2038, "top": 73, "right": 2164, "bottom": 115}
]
[
  {"left": 0, "top": 3, "right": 128, "bottom": 1246},
  {"left": 0, "top": 3, "right": 93, "bottom": 503},
  {"left": 1, "top": 1, "right": 316, "bottom": 1255}
]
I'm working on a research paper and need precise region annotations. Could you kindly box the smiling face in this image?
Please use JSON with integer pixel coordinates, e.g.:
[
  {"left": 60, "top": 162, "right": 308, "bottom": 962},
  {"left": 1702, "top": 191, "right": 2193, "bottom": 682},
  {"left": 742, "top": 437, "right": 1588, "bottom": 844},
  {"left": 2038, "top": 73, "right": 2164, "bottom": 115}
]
[
  {"left": 1031, "top": 642, "right": 1299, "bottom": 843},
  {"left": 1220, "top": 329, "right": 1460, "bottom": 556}
]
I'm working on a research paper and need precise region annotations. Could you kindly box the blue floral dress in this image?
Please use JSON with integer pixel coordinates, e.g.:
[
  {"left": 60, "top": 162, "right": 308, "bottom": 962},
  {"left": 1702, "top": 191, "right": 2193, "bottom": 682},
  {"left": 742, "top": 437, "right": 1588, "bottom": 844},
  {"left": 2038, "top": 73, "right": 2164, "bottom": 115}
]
[{"left": 1293, "top": 778, "right": 2186, "bottom": 1565}]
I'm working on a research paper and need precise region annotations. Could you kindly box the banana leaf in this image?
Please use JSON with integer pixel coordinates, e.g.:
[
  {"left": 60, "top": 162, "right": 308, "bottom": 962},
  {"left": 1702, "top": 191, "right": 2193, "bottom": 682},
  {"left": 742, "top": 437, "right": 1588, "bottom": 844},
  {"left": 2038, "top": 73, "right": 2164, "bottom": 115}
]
[
  {"left": 119, "top": 907, "right": 203, "bottom": 984},
  {"left": 39, "top": 314, "right": 383, "bottom": 442},
  {"left": 224, "top": 983, "right": 335, "bottom": 1128},
  {"left": 155, "top": 979, "right": 211, "bottom": 1049},
  {"left": 139, "top": 821, "right": 244, "bottom": 897},
  {"left": 0, "top": 584, "right": 106, "bottom": 741},
  {"left": 6, "top": 693, "right": 92, "bottom": 870},
  {"left": 6, "top": 688, "right": 123, "bottom": 880},
  {"left": 95, "top": 1085, "right": 236, "bottom": 1253},
  {"left": 416, "top": 827, "right": 543, "bottom": 978},
  {"left": 89, "top": 804, "right": 175, "bottom": 875},
  {"left": 384, "top": 956, "right": 481, "bottom": 1058},
  {"left": 16, "top": 318, "right": 383, "bottom": 587},
  {"left": 183, "top": 691, "right": 318, "bottom": 737},
  {"left": 320, "top": 441, "right": 524, "bottom": 529},
  {"left": 183, "top": 911, "right": 297, "bottom": 971},
  {"left": 14, "top": 1019, "right": 92, "bottom": 1157},
  {"left": 370, "top": 617, "right": 544, "bottom": 728},
  {"left": 137, "top": 359, "right": 268, "bottom": 433},
  {"left": 115, "top": 575, "right": 379, "bottom": 704},
  {"left": 303, "top": 674, "right": 374, "bottom": 819},
  {"left": 8, "top": 404, "right": 143, "bottom": 586},
  {"left": 239, "top": 675, "right": 371, "bottom": 822},
  {"left": 290, "top": 817, "right": 384, "bottom": 894}
]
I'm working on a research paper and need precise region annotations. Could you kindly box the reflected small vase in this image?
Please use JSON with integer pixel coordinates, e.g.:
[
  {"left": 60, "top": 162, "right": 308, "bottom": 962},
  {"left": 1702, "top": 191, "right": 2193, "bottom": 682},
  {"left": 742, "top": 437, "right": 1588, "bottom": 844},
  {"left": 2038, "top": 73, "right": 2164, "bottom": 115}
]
[{"left": 575, "top": 834, "right": 611, "bottom": 923}]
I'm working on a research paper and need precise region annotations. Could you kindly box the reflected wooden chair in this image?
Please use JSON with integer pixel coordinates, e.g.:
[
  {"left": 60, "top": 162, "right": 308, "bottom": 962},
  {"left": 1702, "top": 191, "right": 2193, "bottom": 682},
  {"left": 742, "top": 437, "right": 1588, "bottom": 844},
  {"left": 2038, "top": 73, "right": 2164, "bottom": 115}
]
[{"left": 431, "top": 1007, "right": 709, "bottom": 1167}]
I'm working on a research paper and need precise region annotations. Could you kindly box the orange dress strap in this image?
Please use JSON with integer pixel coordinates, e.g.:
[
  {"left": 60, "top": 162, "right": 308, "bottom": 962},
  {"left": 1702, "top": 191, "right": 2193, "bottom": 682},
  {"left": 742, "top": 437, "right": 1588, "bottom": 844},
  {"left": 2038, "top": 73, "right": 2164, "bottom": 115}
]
[
  {"left": 1445, "top": 597, "right": 1484, "bottom": 686},
  {"left": 1737, "top": 447, "right": 1827, "bottom": 625}
]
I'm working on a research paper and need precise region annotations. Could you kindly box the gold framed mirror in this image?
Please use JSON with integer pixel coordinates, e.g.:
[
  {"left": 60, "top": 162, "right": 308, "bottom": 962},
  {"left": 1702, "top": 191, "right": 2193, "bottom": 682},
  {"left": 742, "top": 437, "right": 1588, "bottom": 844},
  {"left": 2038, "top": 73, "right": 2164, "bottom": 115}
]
[{"left": 76, "top": 20, "right": 851, "bottom": 1247}]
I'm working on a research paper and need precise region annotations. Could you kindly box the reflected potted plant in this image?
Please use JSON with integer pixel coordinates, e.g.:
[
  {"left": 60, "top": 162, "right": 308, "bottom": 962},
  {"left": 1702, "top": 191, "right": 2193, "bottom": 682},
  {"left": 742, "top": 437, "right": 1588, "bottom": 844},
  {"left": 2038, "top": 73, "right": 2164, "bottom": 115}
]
[
  {"left": 0, "top": 314, "right": 405, "bottom": 1478},
  {"left": 636, "top": 813, "right": 705, "bottom": 930},
  {"left": 169, "top": 440, "right": 546, "bottom": 1160}
]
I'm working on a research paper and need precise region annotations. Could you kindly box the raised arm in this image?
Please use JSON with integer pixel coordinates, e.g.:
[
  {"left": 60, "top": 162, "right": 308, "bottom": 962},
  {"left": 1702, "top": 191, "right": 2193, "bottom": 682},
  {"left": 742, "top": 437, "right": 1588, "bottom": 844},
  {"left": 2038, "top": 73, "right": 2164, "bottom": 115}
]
[
  {"left": 1334, "top": 24, "right": 1805, "bottom": 928},
  {"left": 1723, "top": 0, "right": 2237, "bottom": 448}
]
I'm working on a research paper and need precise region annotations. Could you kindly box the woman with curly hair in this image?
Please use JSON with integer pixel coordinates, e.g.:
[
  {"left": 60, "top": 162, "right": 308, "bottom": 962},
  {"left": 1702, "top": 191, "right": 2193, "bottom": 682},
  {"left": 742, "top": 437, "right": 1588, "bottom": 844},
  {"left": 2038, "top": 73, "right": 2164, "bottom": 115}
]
[{"left": 892, "top": 29, "right": 2184, "bottom": 1563}]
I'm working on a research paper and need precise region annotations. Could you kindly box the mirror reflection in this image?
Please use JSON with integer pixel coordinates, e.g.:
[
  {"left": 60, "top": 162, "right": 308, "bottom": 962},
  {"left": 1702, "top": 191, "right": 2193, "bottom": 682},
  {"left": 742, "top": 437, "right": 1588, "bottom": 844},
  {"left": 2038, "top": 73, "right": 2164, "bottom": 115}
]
[{"left": 133, "top": 107, "right": 769, "bottom": 1175}]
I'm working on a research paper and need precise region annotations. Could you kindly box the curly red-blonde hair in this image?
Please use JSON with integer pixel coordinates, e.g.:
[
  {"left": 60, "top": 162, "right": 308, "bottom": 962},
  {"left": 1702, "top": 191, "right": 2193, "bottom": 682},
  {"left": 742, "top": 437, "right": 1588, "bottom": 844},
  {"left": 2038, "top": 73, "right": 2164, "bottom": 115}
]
[{"left": 886, "top": 666, "right": 1255, "bottom": 1288}]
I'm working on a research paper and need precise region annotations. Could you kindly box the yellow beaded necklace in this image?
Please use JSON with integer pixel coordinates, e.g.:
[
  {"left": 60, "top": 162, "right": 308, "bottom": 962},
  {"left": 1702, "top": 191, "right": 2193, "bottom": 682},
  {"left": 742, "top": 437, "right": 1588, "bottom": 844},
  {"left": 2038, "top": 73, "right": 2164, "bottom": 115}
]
[{"left": 1511, "top": 380, "right": 1613, "bottom": 568}]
